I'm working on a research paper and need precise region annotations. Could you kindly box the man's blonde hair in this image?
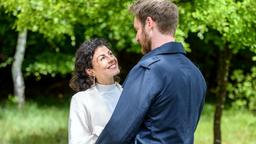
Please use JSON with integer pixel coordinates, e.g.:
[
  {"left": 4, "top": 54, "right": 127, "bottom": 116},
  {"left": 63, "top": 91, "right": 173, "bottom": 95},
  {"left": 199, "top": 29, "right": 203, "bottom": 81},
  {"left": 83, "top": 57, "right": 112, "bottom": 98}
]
[{"left": 129, "top": 0, "right": 178, "bottom": 35}]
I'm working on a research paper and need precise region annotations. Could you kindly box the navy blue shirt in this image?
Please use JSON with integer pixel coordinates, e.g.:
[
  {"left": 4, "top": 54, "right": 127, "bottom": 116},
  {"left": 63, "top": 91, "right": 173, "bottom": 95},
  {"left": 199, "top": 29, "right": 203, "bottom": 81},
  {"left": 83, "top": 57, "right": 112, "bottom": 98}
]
[{"left": 96, "top": 42, "right": 207, "bottom": 144}]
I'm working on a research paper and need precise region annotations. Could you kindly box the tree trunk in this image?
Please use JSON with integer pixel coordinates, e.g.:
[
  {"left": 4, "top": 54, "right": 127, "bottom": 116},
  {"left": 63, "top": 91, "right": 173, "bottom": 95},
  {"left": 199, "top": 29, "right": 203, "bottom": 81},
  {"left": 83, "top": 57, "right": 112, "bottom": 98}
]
[
  {"left": 213, "top": 47, "right": 232, "bottom": 144},
  {"left": 11, "top": 29, "right": 27, "bottom": 108}
]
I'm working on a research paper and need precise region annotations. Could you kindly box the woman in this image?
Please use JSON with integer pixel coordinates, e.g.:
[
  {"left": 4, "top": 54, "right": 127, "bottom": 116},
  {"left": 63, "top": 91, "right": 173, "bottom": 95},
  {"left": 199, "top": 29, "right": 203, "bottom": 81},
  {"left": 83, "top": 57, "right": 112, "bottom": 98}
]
[{"left": 68, "top": 38, "right": 122, "bottom": 144}]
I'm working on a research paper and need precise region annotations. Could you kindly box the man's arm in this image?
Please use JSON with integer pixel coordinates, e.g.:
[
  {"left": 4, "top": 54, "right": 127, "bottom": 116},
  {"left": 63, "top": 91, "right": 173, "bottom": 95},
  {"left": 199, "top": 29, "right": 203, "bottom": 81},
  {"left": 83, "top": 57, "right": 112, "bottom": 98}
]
[{"left": 96, "top": 64, "right": 161, "bottom": 144}]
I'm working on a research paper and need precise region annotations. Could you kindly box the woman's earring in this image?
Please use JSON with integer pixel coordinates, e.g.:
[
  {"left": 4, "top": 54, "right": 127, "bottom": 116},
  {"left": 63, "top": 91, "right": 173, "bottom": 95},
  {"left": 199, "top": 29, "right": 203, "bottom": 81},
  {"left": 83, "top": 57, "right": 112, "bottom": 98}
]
[{"left": 92, "top": 75, "right": 96, "bottom": 86}]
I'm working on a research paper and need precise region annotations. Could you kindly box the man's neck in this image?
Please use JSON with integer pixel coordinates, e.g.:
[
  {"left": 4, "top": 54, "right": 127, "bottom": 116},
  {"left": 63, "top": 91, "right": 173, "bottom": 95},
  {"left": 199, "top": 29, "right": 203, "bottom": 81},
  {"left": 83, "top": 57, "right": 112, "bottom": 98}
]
[{"left": 151, "top": 34, "right": 175, "bottom": 51}]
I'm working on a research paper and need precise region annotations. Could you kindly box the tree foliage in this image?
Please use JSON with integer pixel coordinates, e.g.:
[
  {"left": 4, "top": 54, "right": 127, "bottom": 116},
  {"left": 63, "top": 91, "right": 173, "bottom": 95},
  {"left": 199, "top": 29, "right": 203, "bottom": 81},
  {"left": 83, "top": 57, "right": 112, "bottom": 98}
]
[
  {"left": 179, "top": 0, "right": 256, "bottom": 50},
  {"left": 0, "top": 0, "right": 191, "bottom": 78},
  {"left": 177, "top": 0, "right": 256, "bottom": 143},
  {"left": 177, "top": 0, "right": 256, "bottom": 105},
  {"left": 228, "top": 67, "right": 256, "bottom": 111},
  {"left": 0, "top": 0, "right": 256, "bottom": 142}
]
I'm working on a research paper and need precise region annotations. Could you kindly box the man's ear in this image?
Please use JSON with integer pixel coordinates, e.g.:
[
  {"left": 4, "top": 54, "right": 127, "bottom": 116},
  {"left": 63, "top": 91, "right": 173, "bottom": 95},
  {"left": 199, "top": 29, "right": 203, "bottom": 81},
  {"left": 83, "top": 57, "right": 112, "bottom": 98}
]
[
  {"left": 146, "top": 16, "right": 155, "bottom": 29},
  {"left": 85, "top": 69, "right": 94, "bottom": 76}
]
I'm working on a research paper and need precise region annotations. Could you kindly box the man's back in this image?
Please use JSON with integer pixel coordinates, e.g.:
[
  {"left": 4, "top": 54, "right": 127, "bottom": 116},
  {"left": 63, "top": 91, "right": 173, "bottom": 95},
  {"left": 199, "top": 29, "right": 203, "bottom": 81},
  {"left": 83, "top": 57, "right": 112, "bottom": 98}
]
[
  {"left": 134, "top": 43, "right": 206, "bottom": 143},
  {"left": 96, "top": 42, "right": 207, "bottom": 144}
]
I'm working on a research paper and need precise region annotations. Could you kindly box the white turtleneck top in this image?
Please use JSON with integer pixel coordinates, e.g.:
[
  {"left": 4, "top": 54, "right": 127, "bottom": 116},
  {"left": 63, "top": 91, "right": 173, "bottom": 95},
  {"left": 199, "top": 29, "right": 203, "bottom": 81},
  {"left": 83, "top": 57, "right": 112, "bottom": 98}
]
[{"left": 68, "top": 83, "right": 122, "bottom": 144}]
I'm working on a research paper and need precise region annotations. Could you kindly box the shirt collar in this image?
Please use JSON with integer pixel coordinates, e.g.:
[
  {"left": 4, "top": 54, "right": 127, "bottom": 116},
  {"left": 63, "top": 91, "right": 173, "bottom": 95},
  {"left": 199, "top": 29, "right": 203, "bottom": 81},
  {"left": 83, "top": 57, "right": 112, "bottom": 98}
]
[{"left": 141, "top": 42, "right": 185, "bottom": 61}]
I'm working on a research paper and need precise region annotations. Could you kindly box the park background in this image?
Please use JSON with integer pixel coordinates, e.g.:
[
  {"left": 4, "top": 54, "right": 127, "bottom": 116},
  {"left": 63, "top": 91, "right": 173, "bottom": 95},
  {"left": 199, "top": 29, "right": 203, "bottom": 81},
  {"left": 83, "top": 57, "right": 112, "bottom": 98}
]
[{"left": 0, "top": 0, "right": 256, "bottom": 144}]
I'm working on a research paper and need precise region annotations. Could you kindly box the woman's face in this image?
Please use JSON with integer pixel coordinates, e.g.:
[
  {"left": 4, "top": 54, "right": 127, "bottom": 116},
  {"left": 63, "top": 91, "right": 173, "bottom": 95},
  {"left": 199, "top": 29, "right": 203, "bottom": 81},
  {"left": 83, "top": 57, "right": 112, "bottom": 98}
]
[{"left": 89, "top": 46, "right": 120, "bottom": 84}]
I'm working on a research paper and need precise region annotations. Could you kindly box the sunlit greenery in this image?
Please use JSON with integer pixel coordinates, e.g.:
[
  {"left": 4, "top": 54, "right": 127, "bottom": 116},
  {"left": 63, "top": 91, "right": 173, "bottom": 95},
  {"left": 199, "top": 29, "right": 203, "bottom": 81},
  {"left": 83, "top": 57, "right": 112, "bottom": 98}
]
[
  {"left": 0, "top": 0, "right": 256, "bottom": 143},
  {"left": 195, "top": 104, "right": 256, "bottom": 144},
  {"left": 228, "top": 67, "right": 256, "bottom": 111},
  {"left": 0, "top": 101, "right": 255, "bottom": 144},
  {"left": 0, "top": 101, "right": 69, "bottom": 144}
]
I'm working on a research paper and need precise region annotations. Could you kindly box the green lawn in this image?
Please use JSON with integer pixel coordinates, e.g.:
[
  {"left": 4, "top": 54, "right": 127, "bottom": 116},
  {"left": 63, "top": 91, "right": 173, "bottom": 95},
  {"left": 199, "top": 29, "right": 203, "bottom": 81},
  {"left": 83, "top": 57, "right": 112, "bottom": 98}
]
[
  {"left": 0, "top": 101, "right": 255, "bottom": 144},
  {"left": 0, "top": 101, "right": 69, "bottom": 144},
  {"left": 195, "top": 104, "right": 256, "bottom": 144}
]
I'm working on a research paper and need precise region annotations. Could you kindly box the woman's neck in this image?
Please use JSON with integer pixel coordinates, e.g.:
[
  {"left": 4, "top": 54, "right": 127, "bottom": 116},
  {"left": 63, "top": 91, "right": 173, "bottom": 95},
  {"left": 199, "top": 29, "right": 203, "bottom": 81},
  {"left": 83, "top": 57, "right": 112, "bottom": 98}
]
[{"left": 97, "top": 79, "right": 115, "bottom": 85}]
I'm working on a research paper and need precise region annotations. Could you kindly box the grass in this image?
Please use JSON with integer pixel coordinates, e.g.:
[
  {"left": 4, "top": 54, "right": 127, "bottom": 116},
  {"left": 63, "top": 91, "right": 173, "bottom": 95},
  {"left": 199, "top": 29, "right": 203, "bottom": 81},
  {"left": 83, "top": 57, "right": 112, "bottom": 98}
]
[
  {"left": 0, "top": 101, "right": 69, "bottom": 144},
  {"left": 195, "top": 104, "right": 256, "bottom": 144},
  {"left": 0, "top": 100, "right": 255, "bottom": 144}
]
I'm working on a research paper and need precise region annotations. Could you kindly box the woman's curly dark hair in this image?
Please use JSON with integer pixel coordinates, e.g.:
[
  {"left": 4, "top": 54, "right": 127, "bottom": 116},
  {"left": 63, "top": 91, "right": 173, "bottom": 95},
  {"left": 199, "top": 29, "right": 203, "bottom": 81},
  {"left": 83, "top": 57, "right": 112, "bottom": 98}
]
[{"left": 69, "top": 38, "right": 111, "bottom": 92}]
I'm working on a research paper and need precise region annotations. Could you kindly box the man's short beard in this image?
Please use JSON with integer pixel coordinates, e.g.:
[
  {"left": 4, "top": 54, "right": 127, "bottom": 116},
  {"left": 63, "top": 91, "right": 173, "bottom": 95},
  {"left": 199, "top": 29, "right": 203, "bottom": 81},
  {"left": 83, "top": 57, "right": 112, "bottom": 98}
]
[{"left": 141, "top": 28, "right": 151, "bottom": 54}]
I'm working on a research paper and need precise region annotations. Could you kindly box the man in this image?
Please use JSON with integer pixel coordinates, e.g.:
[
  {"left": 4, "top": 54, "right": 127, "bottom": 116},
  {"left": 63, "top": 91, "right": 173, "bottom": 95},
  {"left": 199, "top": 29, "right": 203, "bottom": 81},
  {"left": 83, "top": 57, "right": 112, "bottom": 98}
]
[{"left": 96, "top": 0, "right": 207, "bottom": 143}]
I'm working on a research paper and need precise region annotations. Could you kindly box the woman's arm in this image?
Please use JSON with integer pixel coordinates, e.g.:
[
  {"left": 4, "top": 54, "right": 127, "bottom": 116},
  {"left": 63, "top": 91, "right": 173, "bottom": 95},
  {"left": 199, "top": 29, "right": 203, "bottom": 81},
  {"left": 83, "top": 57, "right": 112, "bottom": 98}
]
[{"left": 68, "top": 94, "right": 96, "bottom": 144}]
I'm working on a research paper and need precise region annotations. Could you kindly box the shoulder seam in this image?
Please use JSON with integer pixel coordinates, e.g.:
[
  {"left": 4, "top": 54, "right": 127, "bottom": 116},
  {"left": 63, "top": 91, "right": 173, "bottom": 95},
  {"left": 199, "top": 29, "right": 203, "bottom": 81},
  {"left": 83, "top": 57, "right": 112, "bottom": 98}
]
[{"left": 140, "top": 56, "right": 160, "bottom": 69}]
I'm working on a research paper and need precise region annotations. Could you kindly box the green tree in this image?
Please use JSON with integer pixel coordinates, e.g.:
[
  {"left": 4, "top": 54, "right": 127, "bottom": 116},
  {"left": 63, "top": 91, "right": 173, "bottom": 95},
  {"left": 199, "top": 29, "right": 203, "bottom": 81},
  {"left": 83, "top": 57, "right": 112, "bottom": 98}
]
[
  {"left": 228, "top": 67, "right": 256, "bottom": 111},
  {"left": 178, "top": 0, "right": 256, "bottom": 143},
  {"left": 0, "top": 0, "right": 78, "bottom": 107},
  {"left": 11, "top": 29, "right": 27, "bottom": 108},
  {"left": 0, "top": 0, "right": 138, "bottom": 107}
]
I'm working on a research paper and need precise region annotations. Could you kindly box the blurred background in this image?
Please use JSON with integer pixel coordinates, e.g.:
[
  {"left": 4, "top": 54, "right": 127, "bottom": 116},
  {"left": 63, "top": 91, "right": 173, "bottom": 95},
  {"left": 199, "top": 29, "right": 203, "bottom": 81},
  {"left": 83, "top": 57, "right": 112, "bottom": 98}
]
[{"left": 0, "top": 0, "right": 255, "bottom": 144}]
